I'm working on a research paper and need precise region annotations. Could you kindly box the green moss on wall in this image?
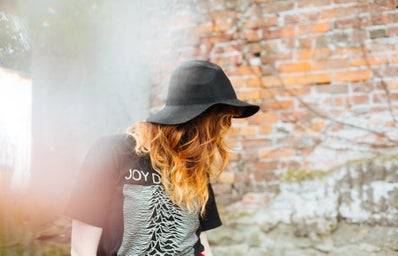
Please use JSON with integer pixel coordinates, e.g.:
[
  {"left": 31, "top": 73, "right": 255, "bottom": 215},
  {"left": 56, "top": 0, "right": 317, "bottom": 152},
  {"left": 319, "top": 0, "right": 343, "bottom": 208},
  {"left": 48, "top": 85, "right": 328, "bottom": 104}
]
[{"left": 283, "top": 155, "right": 398, "bottom": 182}]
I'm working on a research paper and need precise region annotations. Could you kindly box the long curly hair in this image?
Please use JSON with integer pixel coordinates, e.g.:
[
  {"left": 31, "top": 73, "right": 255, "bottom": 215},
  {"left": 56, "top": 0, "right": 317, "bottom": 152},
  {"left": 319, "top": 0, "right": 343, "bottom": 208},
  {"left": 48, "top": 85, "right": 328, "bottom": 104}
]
[{"left": 126, "top": 105, "right": 242, "bottom": 215}]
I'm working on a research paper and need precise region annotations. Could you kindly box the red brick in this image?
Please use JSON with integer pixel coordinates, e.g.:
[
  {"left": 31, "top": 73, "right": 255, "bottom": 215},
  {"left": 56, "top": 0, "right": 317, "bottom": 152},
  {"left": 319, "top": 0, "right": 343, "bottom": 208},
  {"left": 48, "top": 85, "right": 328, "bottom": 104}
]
[
  {"left": 334, "top": 0, "right": 367, "bottom": 2},
  {"left": 259, "top": 88, "right": 279, "bottom": 99},
  {"left": 391, "top": 92, "right": 398, "bottom": 102},
  {"left": 284, "top": 14, "right": 301, "bottom": 25},
  {"left": 230, "top": 77, "right": 244, "bottom": 88},
  {"left": 261, "top": 65, "right": 276, "bottom": 76},
  {"left": 350, "top": 81, "right": 373, "bottom": 93},
  {"left": 195, "top": 21, "right": 214, "bottom": 34},
  {"left": 298, "top": 38, "right": 314, "bottom": 48},
  {"left": 245, "top": 43, "right": 263, "bottom": 56},
  {"left": 252, "top": 171, "right": 264, "bottom": 182},
  {"left": 263, "top": 16, "right": 279, "bottom": 27},
  {"left": 372, "top": 92, "right": 387, "bottom": 103},
  {"left": 391, "top": 54, "right": 398, "bottom": 64},
  {"left": 279, "top": 86, "right": 311, "bottom": 97},
  {"left": 212, "top": 10, "right": 237, "bottom": 32},
  {"left": 229, "top": 152, "right": 242, "bottom": 163},
  {"left": 281, "top": 73, "right": 332, "bottom": 86},
  {"left": 225, "top": 137, "right": 240, "bottom": 148},
  {"left": 371, "top": 13, "right": 389, "bottom": 25},
  {"left": 359, "top": 1, "right": 395, "bottom": 13},
  {"left": 261, "top": 1, "right": 294, "bottom": 13},
  {"left": 230, "top": 126, "right": 257, "bottom": 136},
  {"left": 333, "top": 47, "right": 363, "bottom": 56},
  {"left": 278, "top": 62, "right": 312, "bottom": 73},
  {"left": 244, "top": 29, "right": 262, "bottom": 42},
  {"left": 350, "top": 95, "right": 369, "bottom": 104},
  {"left": 281, "top": 38, "right": 296, "bottom": 49},
  {"left": 199, "top": 36, "right": 226, "bottom": 46},
  {"left": 296, "top": 48, "right": 331, "bottom": 60},
  {"left": 321, "top": 6, "right": 359, "bottom": 19},
  {"left": 236, "top": 90, "right": 261, "bottom": 101},
  {"left": 297, "top": 0, "right": 332, "bottom": 8},
  {"left": 263, "top": 26, "right": 295, "bottom": 39},
  {"left": 351, "top": 55, "right": 389, "bottom": 67},
  {"left": 242, "top": 138, "right": 273, "bottom": 149},
  {"left": 226, "top": 66, "right": 261, "bottom": 76},
  {"left": 291, "top": 124, "right": 305, "bottom": 135},
  {"left": 366, "top": 43, "right": 395, "bottom": 53},
  {"left": 328, "top": 31, "right": 366, "bottom": 45},
  {"left": 313, "top": 59, "right": 351, "bottom": 70},
  {"left": 388, "top": 12, "right": 398, "bottom": 23},
  {"left": 279, "top": 111, "right": 304, "bottom": 122},
  {"left": 250, "top": 112, "right": 278, "bottom": 124},
  {"left": 246, "top": 15, "right": 278, "bottom": 28},
  {"left": 218, "top": 172, "right": 235, "bottom": 184},
  {"left": 280, "top": 161, "right": 301, "bottom": 170},
  {"left": 212, "top": 55, "right": 242, "bottom": 67},
  {"left": 234, "top": 172, "right": 250, "bottom": 183},
  {"left": 261, "top": 148, "right": 294, "bottom": 159},
  {"left": 244, "top": 18, "right": 263, "bottom": 29},
  {"left": 301, "top": 12, "right": 321, "bottom": 23},
  {"left": 259, "top": 125, "right": 273, "bottom": 135},
  {"left": 253, "top": 170, "right": 280, "bottom": 182},
  {"left": 387, "top": 81, "right": 398, "bottom": 89},
  {"left": 213, "top": 44, "right": 243, "bottom": 54},
  {"left": 262, "top": 112, "right": 279, "bottom": 123},
  {"left": 374, "top": 67, "right": 398, "bottom": 77},
  {"left": 261, "top": 52, "right": 294, "bottom": 64},
  {"left": 255, "top": 161, "right": 279, "bottom": 171},
  {"left": 212, "top": 183, "right": 232, "bottom": 194},
  {"left": 245, "top": 77, "right": 262, "bottom": 87},
  {"left": 335, "top": 17, "right": 362, "bottom": 29},
  {"left": 233, "top": 118, "right": 250, "bottom": 125},
  {"left": 315, "top": 84, "right": 348, "bottom": 94},
  {"left": 335, "top": 69, "right": 371, "bottom": 82},
  {"left": 261, "top": 100, "right": 295, "bottom": 110},
  {"left": 298, "top": 22, "right": 333, "bottom": 35},
  {"left": 309, "top": 121, "right": 325, "bottom": 132},
  {"left": 388, "top": 26, "right": 398, "bottom": 37},
  {"left": 332, "top": 96, "right": 347, "bottom": 106}
]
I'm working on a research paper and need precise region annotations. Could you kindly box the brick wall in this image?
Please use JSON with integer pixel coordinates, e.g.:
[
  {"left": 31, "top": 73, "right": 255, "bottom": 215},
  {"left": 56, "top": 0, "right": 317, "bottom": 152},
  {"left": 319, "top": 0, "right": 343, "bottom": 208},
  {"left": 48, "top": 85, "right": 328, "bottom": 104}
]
[{"left": 145, "top": 0, "right": 398, "bottom": 204}]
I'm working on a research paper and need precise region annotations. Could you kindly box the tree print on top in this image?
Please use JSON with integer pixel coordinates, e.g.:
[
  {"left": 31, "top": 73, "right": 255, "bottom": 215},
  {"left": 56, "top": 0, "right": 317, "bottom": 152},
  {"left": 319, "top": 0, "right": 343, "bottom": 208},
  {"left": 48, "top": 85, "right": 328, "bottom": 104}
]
[{"left": 118, "top": 184, "right": 199, "bottom": 256}]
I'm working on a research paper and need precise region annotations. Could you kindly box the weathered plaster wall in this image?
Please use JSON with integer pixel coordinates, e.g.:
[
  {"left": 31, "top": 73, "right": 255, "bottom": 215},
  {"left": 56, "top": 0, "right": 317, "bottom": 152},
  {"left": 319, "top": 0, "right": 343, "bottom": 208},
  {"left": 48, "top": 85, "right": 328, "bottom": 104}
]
[{"left": 208, "top": 157, "right": 398, "bottom": 255}]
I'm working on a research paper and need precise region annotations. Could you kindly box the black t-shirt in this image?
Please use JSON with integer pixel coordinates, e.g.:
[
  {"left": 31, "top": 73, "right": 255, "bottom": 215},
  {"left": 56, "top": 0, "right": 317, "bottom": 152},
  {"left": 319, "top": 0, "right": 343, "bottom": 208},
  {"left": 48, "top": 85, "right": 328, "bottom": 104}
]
[{"left": 65, "top": 135, "right": 222, "bottom": 256}]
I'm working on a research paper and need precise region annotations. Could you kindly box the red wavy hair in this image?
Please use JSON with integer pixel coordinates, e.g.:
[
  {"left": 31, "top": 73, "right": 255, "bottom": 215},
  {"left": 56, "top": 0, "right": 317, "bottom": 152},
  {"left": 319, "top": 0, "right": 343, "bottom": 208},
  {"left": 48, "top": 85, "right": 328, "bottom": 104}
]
[{"left": 126, "top": 105, "right": 242, "bottom": 215}]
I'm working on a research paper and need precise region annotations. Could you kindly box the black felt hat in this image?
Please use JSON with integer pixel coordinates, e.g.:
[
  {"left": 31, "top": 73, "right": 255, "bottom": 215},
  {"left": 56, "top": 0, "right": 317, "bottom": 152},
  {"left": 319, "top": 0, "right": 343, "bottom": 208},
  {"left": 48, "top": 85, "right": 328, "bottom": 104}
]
[{"left": 146, "top": 60, "right": 260, "bottom": 125}]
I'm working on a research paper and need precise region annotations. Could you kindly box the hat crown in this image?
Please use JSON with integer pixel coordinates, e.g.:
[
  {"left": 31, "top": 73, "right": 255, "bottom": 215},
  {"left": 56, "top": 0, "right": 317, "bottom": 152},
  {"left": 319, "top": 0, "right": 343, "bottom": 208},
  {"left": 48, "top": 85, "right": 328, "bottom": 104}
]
[
  {"left": 166, "top": 60, "right": 237, "bottom": 106},
  {"left": 146, "top": 60, "right": 259, "bottom": 125}
]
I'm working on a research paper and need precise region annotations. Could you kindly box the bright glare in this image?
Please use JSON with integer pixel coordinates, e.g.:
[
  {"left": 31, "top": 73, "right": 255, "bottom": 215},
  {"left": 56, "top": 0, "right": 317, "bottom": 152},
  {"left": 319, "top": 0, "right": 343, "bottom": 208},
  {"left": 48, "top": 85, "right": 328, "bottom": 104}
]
[{"left": 0, "top": 68, "right": 32, "bottom": 190}]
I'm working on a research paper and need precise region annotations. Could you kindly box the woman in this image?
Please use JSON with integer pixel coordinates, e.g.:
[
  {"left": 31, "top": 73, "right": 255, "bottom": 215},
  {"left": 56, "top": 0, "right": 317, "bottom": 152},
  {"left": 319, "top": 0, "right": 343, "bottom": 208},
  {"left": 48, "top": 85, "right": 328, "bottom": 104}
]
[{"left": 65, "top": 60, "right": 259, "bottom": 255}]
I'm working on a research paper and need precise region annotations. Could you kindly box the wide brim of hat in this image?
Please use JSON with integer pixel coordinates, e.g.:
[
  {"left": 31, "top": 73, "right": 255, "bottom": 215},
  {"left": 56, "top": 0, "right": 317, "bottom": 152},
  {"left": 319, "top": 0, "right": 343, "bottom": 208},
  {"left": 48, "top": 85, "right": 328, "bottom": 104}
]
[{"left": 146, "top": 99, "right": 260, "bottom": 125}]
